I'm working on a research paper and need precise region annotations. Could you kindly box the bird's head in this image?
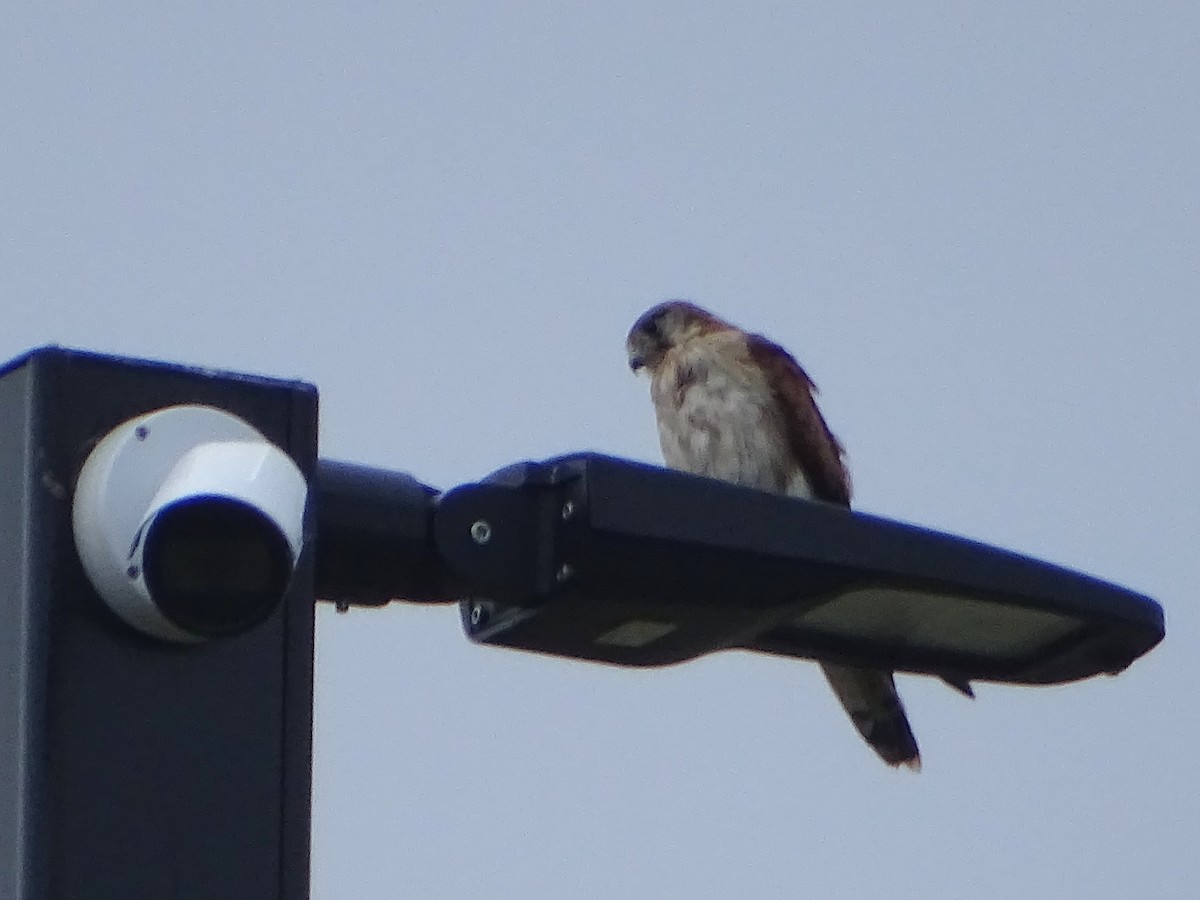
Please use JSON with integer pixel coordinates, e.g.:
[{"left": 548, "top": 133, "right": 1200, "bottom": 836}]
[{"left": 626, "top": 300, "right": 730, "bottom": 373}]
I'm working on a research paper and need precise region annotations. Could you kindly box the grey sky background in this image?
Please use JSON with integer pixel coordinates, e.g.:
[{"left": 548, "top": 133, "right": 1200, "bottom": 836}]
[{"left": 4, "top": 3, "right": 1197, "bottom": 898}]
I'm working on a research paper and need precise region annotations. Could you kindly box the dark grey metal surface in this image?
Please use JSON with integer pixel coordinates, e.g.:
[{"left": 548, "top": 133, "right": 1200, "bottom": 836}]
[
  {"left": 313, "top": 459, "right": 452, "bottom": 607},
  {"left": 438, "top": 453, "right": 1165, "bottom": 684},
  {"left": 0, "top": 347, "right": 317, "bottom": 900},
  {"left": 0, "top": 358, "right": 46, "bottom": 900}
]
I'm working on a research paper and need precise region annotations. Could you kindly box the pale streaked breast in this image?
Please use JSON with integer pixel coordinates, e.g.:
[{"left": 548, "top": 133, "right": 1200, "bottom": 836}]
[{"left": 650, "top": 340, "right": 805, "bottom": 495}]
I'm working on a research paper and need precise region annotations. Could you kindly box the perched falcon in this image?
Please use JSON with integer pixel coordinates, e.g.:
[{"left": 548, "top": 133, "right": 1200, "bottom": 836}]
[{"left": 626, "top": 300, "right": 925, "bottom": 769}]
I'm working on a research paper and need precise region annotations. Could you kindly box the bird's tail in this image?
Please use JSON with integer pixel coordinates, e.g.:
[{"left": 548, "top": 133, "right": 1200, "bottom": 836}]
[{"left": 820, "top": 662, "right": 921, "bottom": 771}]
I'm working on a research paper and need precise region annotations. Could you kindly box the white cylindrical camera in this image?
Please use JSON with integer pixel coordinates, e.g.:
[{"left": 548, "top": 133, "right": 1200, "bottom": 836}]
[{"left": 72, "top": 405, "right": 308, "bottom": 642}]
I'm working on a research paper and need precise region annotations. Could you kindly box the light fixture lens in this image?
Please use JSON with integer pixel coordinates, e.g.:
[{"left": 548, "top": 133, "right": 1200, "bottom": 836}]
[{"left": 796, "top": 587, "right": 1084, "bottom": 659}]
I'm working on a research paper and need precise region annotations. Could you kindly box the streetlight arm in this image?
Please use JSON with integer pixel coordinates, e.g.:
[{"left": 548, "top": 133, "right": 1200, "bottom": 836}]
[{"left": 313, "top": 459, "right": 456, "bottom": 607}]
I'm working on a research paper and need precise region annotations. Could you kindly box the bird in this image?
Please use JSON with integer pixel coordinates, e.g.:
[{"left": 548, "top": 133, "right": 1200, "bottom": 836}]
[{"left": 626, "top": 299, "right": 938, "bottom": 769}]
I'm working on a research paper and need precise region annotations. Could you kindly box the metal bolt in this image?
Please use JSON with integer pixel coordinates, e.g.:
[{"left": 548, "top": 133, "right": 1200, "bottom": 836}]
[
  {"left": 561, "top": 500, "right": 575, "bottom": 521},
  {"left": 556, "top": 563, "right": 574, "bottom": 582},
  {"left": 134, "top": 426, "right": 149, "bottom": 441},
  {"left": 470, "top": 520, "right": 492, "bottom": 544},
  {"left": 469, "top": 603, "right": 485, "bottom": 626}
]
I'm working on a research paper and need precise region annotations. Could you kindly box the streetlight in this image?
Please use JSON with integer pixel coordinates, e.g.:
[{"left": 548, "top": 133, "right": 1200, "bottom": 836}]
[{"left": 0, "top": 345, "right": 1165, "bottom": 900}]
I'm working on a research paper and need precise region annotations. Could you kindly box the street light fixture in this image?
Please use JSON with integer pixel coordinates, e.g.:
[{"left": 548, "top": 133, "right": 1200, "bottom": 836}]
[{"left": 434, "top": 453, "right": 1163, "bottom": 686}]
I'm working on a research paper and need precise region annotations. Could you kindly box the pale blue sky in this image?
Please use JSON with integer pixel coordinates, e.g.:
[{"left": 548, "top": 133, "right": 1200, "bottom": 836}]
[{"left": 4, "top": 3, "right": 1197, "bottom": 898}]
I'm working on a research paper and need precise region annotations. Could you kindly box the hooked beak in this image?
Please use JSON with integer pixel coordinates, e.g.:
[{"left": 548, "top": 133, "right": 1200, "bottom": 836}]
[{"left": 628, "top": 353, "right": 646, "bottom": 373}]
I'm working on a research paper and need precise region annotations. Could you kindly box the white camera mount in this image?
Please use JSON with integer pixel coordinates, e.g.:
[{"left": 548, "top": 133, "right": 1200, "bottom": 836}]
[{"left": 72, "top": 405, "right": 308, "bottom": 642}]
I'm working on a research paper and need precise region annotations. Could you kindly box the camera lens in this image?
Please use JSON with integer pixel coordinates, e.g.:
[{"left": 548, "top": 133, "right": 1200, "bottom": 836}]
[{"left": 142, "top": 497, "right": 294, "bottom": 637}]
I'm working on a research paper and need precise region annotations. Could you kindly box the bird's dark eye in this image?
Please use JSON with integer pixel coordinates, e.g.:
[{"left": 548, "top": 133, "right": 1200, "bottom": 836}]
[
  {"left": 633, "top": 308, "right": 665, "bottom": 341},
  {"left": 646, "top": 309, "right": 670, "bottom": 338}
]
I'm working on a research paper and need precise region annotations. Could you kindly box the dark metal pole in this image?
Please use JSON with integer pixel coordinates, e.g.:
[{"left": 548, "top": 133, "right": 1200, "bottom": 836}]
[{"left": 0, "top": 347, "right": 317, "bottom": 900}]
